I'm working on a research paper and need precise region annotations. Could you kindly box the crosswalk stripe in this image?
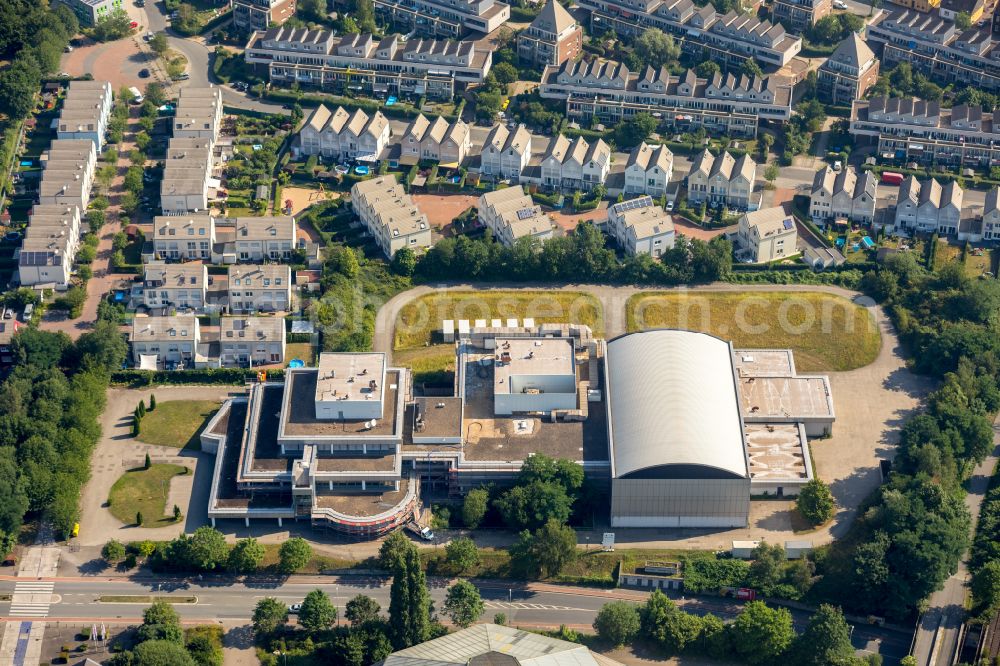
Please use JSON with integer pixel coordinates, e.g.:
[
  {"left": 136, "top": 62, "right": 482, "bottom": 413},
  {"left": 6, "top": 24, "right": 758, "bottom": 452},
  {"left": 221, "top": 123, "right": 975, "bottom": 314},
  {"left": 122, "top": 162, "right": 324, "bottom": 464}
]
[{"left": 8, "top": 579, "right": 55, "bottom": 618}]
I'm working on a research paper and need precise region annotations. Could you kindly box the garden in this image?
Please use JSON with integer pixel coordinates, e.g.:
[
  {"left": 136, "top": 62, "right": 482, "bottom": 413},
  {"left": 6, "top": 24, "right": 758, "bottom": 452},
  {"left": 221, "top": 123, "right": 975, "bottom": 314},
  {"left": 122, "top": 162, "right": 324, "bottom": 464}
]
[{"left": 108, "top": 463, "right": 189, "bottom": 528}]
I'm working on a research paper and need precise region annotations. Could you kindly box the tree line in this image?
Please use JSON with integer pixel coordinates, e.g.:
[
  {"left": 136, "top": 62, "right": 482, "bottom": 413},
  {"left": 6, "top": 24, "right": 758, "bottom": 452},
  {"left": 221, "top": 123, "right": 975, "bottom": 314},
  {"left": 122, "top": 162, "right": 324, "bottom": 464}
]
[{"left": 107, "top": 601, "right": 223, "bottom": 666}]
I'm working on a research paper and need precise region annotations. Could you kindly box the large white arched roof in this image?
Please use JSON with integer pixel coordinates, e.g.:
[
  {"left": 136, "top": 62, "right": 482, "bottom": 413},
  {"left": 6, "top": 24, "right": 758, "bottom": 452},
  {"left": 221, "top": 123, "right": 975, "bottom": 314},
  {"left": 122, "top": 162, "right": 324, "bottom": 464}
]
[{"left": 605, "top": 329, "right": 748, "bottom": 479}]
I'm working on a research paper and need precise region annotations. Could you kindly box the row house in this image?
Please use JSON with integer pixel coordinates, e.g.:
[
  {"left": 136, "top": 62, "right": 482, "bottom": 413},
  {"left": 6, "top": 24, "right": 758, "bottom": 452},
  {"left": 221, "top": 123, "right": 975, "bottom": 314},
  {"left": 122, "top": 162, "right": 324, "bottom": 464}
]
[
  {"left": 368, "top": 0, "right": 510, "bottom": 39},
  {"left": 244, "top": 29, "right": 493, "bottom": 101},
  {"left": 233, "top": 0, "right": 296, "bottom": 32},
  {"left": 234, "top": 216, "right": 298, "bottom": 261},
  {"left": 539, "top": 59, "right": 792, "bottom": 134},
  {"left": 142, "top": 263, "right": 209, "bottom": 311},
  {"left": 576, "top": 0, "right": 802, "bottom": 69},
  {"left": 162, "top": 88, "right": 221, "bottom": 216},
  {"left": 480, "top": 124, "right": 533, "bottom": 181},
  {"left": 37, "top": 139, "right": 97, "bottom": 211},
  {"left": 56, "top": 80, "right": 113, "bottom": 153},
  {"left": 19, "top": 204, "right": 83, "bottom": 287},
  {"left": 773, "top": 0, "right": 831, "bottom": 34},
  {"left": 891, "top": 176, "right": 963, "bottom": 235},
  {"left": 737, "top": 206, "right": 798, "bottom": 263},
  {"left": 686, "top": 150, "right": 756, "bottom": 209},
  {"left": 866, "top": 8, "right": 1000, "bottom": 93},
  {"left": 152, "top": 214, "right": 215, "bottom": 260},
  {"left": 351, "top": 176, "right": 432, "bottom": 258},
  {"left": 817, "top": 33, "right": 880, "bottom": 106},
  {"left": 851, "top": 95, "right": 1000, "bottom": 167},
  {"left": 228, "top": 264, "right": 292, "bottom": 313},
  {"left": 538, "top": 134, "right": 611, "bottom": 192},
  {"left": 398, "top": 115, "right": 471, "bottom": 167},
  {"left": 606, "top": 196, "right": 676, "bottom": 257},
  {"left": 478, "top": 186, "right": 554, "bottom": 247},
  {"left": 624, "top": 142, "right": 673, "bottom": 197},
  {"left": 219, "top": 316, "right": 287, "bottom": 366},
  {"left": 809, "top": 166, "right": 877, "bottom": 225},
  {"left": 985, "top": 187, "right": 1000, "bottom": 241},
  {"left": 517, "top": 1, "right": 583, "bottom": 68},
  {"left": 172, "top": 87, "right": 224, "bottom": 140},
  {"left": 130, "top": 315, "right": 201, "bottom": 368},
  {"left": 299, "top": 104, "right": 391, "bottom": 162}
]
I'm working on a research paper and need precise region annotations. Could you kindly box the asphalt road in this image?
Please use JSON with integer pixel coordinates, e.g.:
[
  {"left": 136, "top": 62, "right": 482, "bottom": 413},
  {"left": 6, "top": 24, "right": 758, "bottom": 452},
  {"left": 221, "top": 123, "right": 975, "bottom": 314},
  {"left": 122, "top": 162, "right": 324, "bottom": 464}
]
[{"left": 0, "top": 574, "right": 911, "bottom": 662}]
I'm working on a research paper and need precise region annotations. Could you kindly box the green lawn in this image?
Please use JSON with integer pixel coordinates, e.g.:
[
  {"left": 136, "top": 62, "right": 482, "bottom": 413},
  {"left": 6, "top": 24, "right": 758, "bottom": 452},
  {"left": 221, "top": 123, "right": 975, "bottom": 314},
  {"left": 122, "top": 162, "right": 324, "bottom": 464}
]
[
  {"left": 285, "top": 342, "right": 315, "bottom": 366},
  {"left": 394, "top": 345, "right": 456, "bottom": 385},
  {"left": 136, "top": 400, "right": 219, "bottom": 450},
  {"left": 626, "top": 291, "right": 881, "bottom": 372},
  {"left": 108, "top": 464, "right": 187, "bottom": 527},
  {"left": 933, "top": 239, "right": 997, "bottom": 278},
  {"left": 394, "top": 290, "right": 604, "bottom": 350}
]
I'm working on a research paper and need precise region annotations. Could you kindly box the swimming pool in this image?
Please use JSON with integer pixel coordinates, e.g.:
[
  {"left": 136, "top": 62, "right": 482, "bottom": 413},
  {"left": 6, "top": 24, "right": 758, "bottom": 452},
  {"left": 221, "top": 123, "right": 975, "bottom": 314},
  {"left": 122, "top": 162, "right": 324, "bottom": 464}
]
[
  {"left": 288, "top": 359, "right": 305, "bottom": 368},
  {"left": 354, "top": 166, "right": 370, "bottom": 176}
]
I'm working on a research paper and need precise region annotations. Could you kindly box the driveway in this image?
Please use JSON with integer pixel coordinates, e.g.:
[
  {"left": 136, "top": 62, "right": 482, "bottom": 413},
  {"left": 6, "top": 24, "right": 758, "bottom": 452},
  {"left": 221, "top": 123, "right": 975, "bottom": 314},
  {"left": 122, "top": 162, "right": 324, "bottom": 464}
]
[
  {"left": 74, "top": 387, "right": 237, "bottom": 547},
  {"left": 375, "top": 283, "right": 930, "bottom": 549}
]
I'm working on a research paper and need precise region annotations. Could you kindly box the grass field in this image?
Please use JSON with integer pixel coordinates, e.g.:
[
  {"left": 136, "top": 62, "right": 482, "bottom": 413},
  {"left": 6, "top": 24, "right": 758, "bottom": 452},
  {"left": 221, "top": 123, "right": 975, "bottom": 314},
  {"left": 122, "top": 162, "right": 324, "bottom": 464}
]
[
  {"left": 285, "top": 342, "right": 316, "bottom": 366},
  {"left": 394, "top": 291, "right": 603, "bottom": 350},
  {"left": 136, "top": 400, "right": 219, "bottom": 450},
  {"left": 933, "top": 239, "right": 997, "bottom": 278},
  {"left": 108, "top": 464, "right": 187, "bottom": 527},
  {"left": 394, "top": 345, "right": 456, "bottom": 385},
  {"left": 626, "top": 291, "right": 880, "bottom": 371}
]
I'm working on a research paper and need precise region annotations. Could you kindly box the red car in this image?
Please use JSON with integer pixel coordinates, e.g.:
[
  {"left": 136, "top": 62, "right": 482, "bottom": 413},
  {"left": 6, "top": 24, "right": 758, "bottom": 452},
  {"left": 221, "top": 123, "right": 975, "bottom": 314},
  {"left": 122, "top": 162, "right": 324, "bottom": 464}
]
[{"left": 130, "top": 20, "right": 139, "bottom": 28}]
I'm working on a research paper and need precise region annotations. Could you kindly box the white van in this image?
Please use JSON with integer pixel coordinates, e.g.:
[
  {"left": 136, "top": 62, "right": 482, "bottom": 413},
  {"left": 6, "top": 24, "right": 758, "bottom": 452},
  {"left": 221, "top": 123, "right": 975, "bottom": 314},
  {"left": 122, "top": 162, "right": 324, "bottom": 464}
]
[{"left": 129, "top": 86, "right": 144, "bottom": 105}]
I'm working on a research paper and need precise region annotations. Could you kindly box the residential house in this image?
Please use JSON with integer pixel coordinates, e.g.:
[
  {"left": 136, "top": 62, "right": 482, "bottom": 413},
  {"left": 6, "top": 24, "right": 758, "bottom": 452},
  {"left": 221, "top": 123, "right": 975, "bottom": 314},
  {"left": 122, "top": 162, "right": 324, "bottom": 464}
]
[
  {"left": 369, "top": 0, "right": 510, "bottom": 39},
  {"left": 818, "top": 33, "right": 879, "bottom": 106},
  {"left": 142, "top": 263, "right": 209, "bottom": 311},
  {"left": 886, "top": 0, "right": 940, "bottom": 13},
  {"left": 624, "top": 142, "right": 673, "bottom": 197},
  {"left": 298, "top": 104, "right": 391, "bottom": 162},
  {"left": 891, "top": 176, "right": 964, "bottom": 234},
  {"left": 234, "top": 216, "right": 298, "bottom": 261},
  {"left": 983, "top": 187, "right": 1000, "bottom": 241},
  {"left": 56, "top": 80, "right": 114, "bottom": 152},
  {"left": 37, "top": 139, "right": 98, "bottom": 211},
  {"left": 18, "top": 235, "right": 73, "bottom": 287},
  {"left": 351, "top": 176, "right": 432, "bottom": 258},
  {"left": 233, "top": 0, "right": 296, "bottom": 32},
  {"left": 517, "top": 0, "right": 583, "bottom": 68},
  {"left": 686, "top": 150, "right": 756, "bottom": 209},
  {"left": 773, "top": 0, "right": 831, "bottom": 33},
  {"left": 478, "top": 187, "right": 554, "bottom": 247},
  {"left": 480, "top": 124, "right": 533, "bottom": 181},
  {"left": 0, "top": 320, "right": 20, "bottom": 367},
  {"left": 172, "top": 87, "right": 224, "bottom": 140},
  {"left": 130, "top": 315, "right": 201, "bottom": 368},
  {"left": 152, "top": 214, "right": 215, "bottom": 260},
  {"left": 737, "top": 206, "right": 798, "bottom": 263},
  {"left": 219, "top": 316, "right": 287, "bottom": 366},
  {"left": 606, "top": 196, "right": 676, "bottom": 257},
  {"left": 538, "top": 134, "right": 611, "bottom": 191},
  {"left": 228, "top": 264, "right": 293, "bottom": 313},
  {"left": 809, "top": 166, "right": 877, "bottom": 225},
  {"left": 398, "top": 115, "right": 471, "bottom": 166},
  {"left": 55, "top": 0, "right": 125, "bottom": 26}
]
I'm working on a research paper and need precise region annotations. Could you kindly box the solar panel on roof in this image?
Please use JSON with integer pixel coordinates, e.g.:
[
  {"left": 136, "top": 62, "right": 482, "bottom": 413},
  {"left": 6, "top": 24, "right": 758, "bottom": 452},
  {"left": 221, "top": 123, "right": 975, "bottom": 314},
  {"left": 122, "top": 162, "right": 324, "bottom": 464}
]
[
  {"left": 782, "top": 218, "right": 794, "bottom": 230},
  {"left": 614, "top": 195, "right": 654, "bottom": 213},
  {"left": 515, "top": 207, "right": 535, "bottom": 220}
]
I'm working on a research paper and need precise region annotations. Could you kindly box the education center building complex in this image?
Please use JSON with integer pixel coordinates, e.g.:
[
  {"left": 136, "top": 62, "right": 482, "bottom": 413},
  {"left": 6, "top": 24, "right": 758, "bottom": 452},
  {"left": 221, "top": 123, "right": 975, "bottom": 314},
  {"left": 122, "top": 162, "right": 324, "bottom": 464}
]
[{"left": 201, "top": 325, "right": 834, "bottom": 536}]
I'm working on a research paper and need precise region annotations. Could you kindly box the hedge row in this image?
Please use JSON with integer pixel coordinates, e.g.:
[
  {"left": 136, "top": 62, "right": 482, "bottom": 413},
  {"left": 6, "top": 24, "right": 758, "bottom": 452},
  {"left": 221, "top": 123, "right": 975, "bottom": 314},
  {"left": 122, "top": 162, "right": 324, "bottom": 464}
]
[
  {"left": 111, "top": 367, "right": 286, "bottom": 386},
  {"left": 263, "top": 89, "right": 458, "bottom": 121}
]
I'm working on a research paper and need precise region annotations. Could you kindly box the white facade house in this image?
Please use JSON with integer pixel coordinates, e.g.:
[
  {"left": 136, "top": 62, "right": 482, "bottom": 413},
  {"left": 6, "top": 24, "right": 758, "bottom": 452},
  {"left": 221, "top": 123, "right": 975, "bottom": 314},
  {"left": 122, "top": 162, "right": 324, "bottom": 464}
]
[
  {"left": 398, "top": 115, "right": 471, "bottom": 166},
  {"left": 538, "top": 134, "right": 611, "bottom": 191},
  {"left": 891, "top": 177, "right": 963, "bottom": 235},
  {"left": 234, "top": 217, "right": 298, "bottom": 261},
  {"left": 299, "top": 104, "right": 391, "bottom": 161},
  {"left": 480, "top": 124, "right": 533, "bottom": 181},
  {"left": 686, "top": 150, "right": 756, "bottom": 209},
  {"left": 152, "top": 214, "right": 216, "bottom": 260},
  {"left": 351, "top": 176, "right": 432, "bottom": 258},
  {"left": 130, "top": 315, "right": 201, "bottom": 367},
  {"left": 607, "top": 196, "right": 676, "bottom": 257},
  {"left": 624, "top": 142, "right": 673, "bottom": 197},
  {"left": 984, "top": 187, "right": 1000, "bottom": 242},
  {"left": 809, "top": 166, "right": 877, "bottom": 225},
  {"left": 56, "top": 80, "right": 113, "bottom": 152},
  {"left": 219, "top": 316, "right": 287, "bottom": 367},
  {"left": 171, "top": 87, "right": 224, "bottom": 140},
  {"left": 37, "top": 139, "right": 98, "bottom": 211},
  {"left": 142, "top": 263, "right": 209, "bottom": 311},
  {"left": 736, "top": 206, "right": 798, "bottom": 263},
  {"left": 478, "top": 187, "right": 554, "bottom": 247},
  {"left": 228, "top": 264, "right": 292, "bottom": 313}
]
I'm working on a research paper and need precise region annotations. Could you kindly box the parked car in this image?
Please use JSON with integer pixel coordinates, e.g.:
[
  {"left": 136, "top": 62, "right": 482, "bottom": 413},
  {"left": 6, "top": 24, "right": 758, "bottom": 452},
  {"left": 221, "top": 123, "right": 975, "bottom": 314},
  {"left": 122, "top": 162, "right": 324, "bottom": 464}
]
[
  {"left": 833, "top": 0, "right": 847, "bottom": 8},
  {"left": 139, "top": 69, "right": 151, "bottom": 78},
  {"left": 288, "top": 603, "right": 302, "bottom": 614},
  {"left": 665, "top": 200, "right": 675, "bottom": 212},
  {"left": 406, "top": 522, "right": 434, "bottom": 541},
  {"left": 21, "top": 304, "right": 33, "bottom": 321}
]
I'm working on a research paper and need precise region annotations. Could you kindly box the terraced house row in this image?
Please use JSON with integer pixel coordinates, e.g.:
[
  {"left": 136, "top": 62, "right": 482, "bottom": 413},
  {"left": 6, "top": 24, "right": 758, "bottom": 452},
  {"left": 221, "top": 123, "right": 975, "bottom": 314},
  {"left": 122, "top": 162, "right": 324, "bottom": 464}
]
[
  {"left": 244, "top": 28, "right": 493, "bottom": 100},
  {"left": 539, "top": 60, "right": 792, "bottom": 135}
]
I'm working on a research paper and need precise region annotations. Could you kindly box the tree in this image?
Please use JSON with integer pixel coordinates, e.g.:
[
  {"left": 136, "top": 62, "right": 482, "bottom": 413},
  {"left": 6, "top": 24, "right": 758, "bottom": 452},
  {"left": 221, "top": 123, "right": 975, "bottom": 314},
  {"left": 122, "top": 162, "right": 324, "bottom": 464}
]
[
  {"left": 389, "top": 547, "right": 430, "bottom": 648},
  {"left": 518, "top": 454, "right": 585, "bottom": 492},
  {"left": 92, "top": 9, "right": 133, "bottom": 41},
  {"left": 792, "top": 604, "right": 856, "bottom": 666},
  {"left": 391, "top": 247, "right": 416, "bottom": 276},
  {"left": 445, "top": 537, "right": 480, "bottom": 573},
  {"left": 137, "top": 600, "right": 183, "bottom": 643},
  {"left": 355, "top": 0, "right": 377, "bottom": 33},
  {"left": 462, "top": 487, "right": 489, "bottom": 529},
  {"left": 187, "top": 526, "right": 229, "bottom": 571},
  {"left": 955, "top": 10, "right": 972, "bottom": 30},
  {"left": 695, "top": 61, "right": 720, "bottom": 78},
  {"left": 124, "top": 166, "right": 144, "bottom": 193},
  {"left": 132, "top": 639, "right": 196, "bottom": 666},
  {"left": 633, "top": 29, "right": 680, "bottom": 69},
  {"left": 297, "top": 0, "right": 326, "bottom": 21},
  {"left": 593, "top": 601, "right": 641, "bottom": 646},
  {"left": 973, "top": 560, "right": 1000, "bottom": 613},
  {"left": 144, "top": 452, "right": 151, "bottom": 469},
  {"left": 345, "top": 594, "right": 381, "bottom": 625},
  {"left": 747, "top": 541, "right": 785, "bottom": 595},
  {"left": 278, "top": 537, "right": 312, "bottom": 573},
  {"left": 443, "top": 580, "right": 485, "bottom": 628},
  {"left": 729, "top": 601, "right": 794, "bottom": 665},
  {"left": 764, "top": 163, "right": 780, "bottom": 185},
  {"left": 252, "top": 597, "right": 288, "bottom": 635},
  {"left": 510, "top": 519, "right": 577, "bottom": 578},
  {"left": 0, "top": 56, "right": 41, "bottom": 120},
  {"left": 797, "top": 479, "right": 835, "bottom": 525},
  {"left": 149, "top": 32, "right": 169, "bottom": 57},
  {"left": 614, "top": 112, "right": 657, "bottom": 148},
  {"left": 379, "top": 530, "right": 414, "bottom": 571},
  {"left": 495, "top": 481, "right": 574, "bottom": 530},
  {"left": 228, "top": 537, "right": 265, "bottom": 573},
  {"left": 102, "top": 539, "right": 126, "bottom": 563},
  {"left": 494, "top": 613, "right": 507, "bottom": 625},
  {"left": 741, "top": 58, "right": 763, "bottom": 78},
  {"left": 173, "top": 504, "right": 181, "bottom": 521},
  {"left": 492, "top": 62, "right": 518, "bottom": 86},
  {"left": 299, "top": 588, "right": 338, "bottom": 631},
  {"left": 136, "top": 511, "right": 144, "bottom": 526},
  {"left": 149, "top": 394, "right": 157, "bottom": 411}
]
